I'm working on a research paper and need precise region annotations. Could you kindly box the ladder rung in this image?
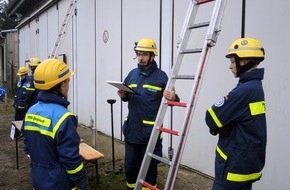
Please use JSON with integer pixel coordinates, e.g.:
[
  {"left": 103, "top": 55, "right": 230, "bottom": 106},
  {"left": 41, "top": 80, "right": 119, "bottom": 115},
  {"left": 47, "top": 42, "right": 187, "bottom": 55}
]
[
  {"left": 196, "top": 0, "right": 215, "bottom": 5},
  {"left": 167, "top": 101, "right": 187, "bottom": 107},
  {"left": 141, "top": 180, "right": 160, "bottom": 190},
  {"left": 149, "top": 152, "right": 171, "bottom": 165},
  {"left": 159, "top": 126, "right": 179, "bottom": 136},
  {"left": 173, "top": 75, "right": 195, "bottom": 80},
  {"left": 188, "top": 21, "right": 210, "bottom": 29},
  {"left": 180, "top": 48, "right": 202, "bottom": 54}
]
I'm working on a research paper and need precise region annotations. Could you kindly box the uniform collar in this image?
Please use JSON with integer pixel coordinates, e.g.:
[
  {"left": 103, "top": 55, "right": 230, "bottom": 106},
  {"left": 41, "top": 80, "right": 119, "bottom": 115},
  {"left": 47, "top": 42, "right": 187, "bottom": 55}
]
[
  {"left": 239, "top": 68, "right": 264, "bottom": 83},
  {"left": 37, "top": 91, "right": 70, "bottom": 108},
  {"left": 138, "top": 60, "right": 158, "bottom": 76}
]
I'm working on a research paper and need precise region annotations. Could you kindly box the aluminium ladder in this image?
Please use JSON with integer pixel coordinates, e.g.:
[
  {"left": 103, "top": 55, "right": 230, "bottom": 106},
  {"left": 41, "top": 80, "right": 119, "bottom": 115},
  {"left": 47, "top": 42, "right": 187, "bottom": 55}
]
[
  {"left": 134, "top": 0, "right": 227, "bottom": 189},
  {"left": 50, "top": 0, "right": 77, "bottom": 58}
]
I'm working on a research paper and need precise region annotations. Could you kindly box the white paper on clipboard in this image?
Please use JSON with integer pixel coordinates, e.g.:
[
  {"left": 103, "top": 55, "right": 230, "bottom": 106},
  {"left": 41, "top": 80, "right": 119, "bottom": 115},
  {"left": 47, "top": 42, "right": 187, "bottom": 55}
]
[{"left": 107, "top": 81, "right": 139, "bottom": 94}]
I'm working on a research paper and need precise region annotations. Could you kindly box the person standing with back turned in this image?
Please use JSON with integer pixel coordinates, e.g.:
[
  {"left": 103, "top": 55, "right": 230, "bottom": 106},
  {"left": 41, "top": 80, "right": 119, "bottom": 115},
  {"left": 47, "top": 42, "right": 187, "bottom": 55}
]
[
  {"left": 118, "top": 38, "right": 180, "bottom": 190},
  {"left": 205, "top": 37, "right": 267, "bottom": 190},
  {"left": 25, "top": 57, "right": 41, "bottom": 109},
  {"left": 22, "top": 59, "right": 88, "bottom": 190}
]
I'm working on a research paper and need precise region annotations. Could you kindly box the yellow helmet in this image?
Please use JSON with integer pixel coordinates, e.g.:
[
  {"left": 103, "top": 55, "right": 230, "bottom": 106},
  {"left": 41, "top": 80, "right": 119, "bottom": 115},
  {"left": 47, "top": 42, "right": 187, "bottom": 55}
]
[
  {"left": 135, "top": 38, "right": 158, "bottom": 56},
  {"left": 29, "top": 57, "right": 41, "bottom": 67},
  {"left": 225, "top": 38, "right": 265, "bottom": 61},
  {"left": 34, "top": 59, "right": 74, "bottom": 90},
  {"left": 17, "top": 66, "right": 29, "bottom": 76}
]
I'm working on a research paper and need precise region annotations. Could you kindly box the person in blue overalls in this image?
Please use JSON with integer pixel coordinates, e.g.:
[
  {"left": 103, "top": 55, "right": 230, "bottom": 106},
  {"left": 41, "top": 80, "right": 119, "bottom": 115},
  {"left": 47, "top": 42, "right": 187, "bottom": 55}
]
[
  {"left": 117, "top": 38, "right": 180, "bottom": 190},
  {"left": 25, "top": 57, "right": 41, "bottom": 109},
  {"left": 14, "top": 66, "right": 29, "bottom": 121},
  {"left": 22, "top": 59, "right": 88, "bottom": 190},
  {"left": 205, "top": 37, "right": 267, "bottom": 190}
]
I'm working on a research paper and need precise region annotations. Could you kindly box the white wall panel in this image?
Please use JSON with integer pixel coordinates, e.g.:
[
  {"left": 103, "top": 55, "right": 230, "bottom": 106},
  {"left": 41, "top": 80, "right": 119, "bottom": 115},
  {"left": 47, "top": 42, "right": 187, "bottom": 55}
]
[
  {"left": 37, "top": 12, "right": 48, "bottom": 60},
  {"left": 28, "top": 20, "right": 37, "bottom": 57},
  {"left": 95, "top": 0, "right": 122, "bottom": 138},
  {"left": 74, "top": 0, "right": 96, "bottom": 128},
  {"left": 245, "top": 1, "right": 290, "bottom": 190},
  {"left": 122, "top": 0, "right": 161, "bottom": 78},
  {"left": 18, "top": 28, "right": 26, "bottom": 67},
  {"left": 23, "top": 25, "right": 31, "bottom": 65},
  {"left": 46, "top": 5, "right": 59, "bottom": 58}
]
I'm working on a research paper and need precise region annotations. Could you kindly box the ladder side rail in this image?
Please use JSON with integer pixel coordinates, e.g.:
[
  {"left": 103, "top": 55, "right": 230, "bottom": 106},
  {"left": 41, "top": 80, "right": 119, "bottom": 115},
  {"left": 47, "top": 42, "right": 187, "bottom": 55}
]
[
  {"left": 164, "top": 46, "right": 212, "bottom": 190},
  {"left": 168, "top": 1, "right": 199, "bottom": 86},
  {"left": 164, "top": 1, "right": 227, "bottom": 189},
  {"left": 135, "top": 1, "right": 228, "bottom": 189},
  {"left": 52, "top": 0, "right": 76, "bottom": 56},
  {"left": 134, "top": 102, "right": 170, "bottom": 190},
  {"left": 135, "top": 2, "right": 201, "bottom": 189},
  {"left": 50, "top": 0, "right": 77, "bottom": 58},
  {"left": 135, "top": 4, "right": 200, "bottom": 182},
  {"left": 206, "top": 0, "right": 227, "bottom": 47},
  {"left": 51, "top": 0, "right": 76, "bottom": 58}
]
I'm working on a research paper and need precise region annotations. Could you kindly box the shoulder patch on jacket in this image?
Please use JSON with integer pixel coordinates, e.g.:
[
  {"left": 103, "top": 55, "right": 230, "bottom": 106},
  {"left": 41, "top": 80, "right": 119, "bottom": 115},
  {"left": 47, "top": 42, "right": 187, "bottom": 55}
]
[{"left": 214, "top": 97, "right": 225, "bottom": 107}]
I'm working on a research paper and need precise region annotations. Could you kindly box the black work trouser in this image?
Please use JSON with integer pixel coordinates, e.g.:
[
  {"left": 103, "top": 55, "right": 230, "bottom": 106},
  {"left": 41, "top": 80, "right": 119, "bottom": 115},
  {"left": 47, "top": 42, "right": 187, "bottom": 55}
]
[
  {"left": 14, "top": 109, "right": 26, "bottom": 137},
  {"left": 124, "top": 140, "right": 162, "bottom": 189},
  {"left": 212, "top": 180, "right": 252, "bottom": 190}
]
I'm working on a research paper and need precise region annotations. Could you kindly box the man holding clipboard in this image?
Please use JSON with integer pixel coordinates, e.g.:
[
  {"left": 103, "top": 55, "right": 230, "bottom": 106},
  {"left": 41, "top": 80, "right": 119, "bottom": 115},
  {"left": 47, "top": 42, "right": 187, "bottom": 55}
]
[{"left": 116, "top": 38, "right": 179, "bottom": 190}]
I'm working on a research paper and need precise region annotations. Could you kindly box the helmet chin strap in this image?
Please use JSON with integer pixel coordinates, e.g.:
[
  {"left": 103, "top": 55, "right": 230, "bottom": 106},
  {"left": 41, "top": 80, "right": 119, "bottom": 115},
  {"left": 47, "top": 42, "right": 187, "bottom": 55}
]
[{"left": 235, "top": 56, "right": 258, "bottom": 77}]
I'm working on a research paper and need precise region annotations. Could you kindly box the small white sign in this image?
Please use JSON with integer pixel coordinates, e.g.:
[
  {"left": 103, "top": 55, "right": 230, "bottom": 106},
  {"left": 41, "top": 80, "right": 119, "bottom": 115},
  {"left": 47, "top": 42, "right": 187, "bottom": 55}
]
[{"left": 10, "top": 125, "right": 16, "bottom": 140}]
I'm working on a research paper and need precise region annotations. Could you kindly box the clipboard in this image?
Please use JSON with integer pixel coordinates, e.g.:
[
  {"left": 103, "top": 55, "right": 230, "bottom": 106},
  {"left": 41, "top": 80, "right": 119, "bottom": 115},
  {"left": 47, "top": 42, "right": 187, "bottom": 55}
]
[{"left": 107, "top": 80, "right": 139, "bottom": 94}]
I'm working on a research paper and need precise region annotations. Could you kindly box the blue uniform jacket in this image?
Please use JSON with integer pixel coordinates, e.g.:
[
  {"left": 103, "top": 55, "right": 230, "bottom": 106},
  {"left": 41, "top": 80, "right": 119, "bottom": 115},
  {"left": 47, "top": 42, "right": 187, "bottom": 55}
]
[
  {"left": 205, "top": 68, "right": 267, "bottom": 187},
  {"left": 14, "top": 78, "right": 28, "bottom": 110},
  {"left": 23, "top": 91, "right": 87, "bottom": 190},
  {"left": 25, "top": 74, "right": 39, "bottom": 108},
  {"left": 122, "top": 61, "right": 170, "bottom": 144}
]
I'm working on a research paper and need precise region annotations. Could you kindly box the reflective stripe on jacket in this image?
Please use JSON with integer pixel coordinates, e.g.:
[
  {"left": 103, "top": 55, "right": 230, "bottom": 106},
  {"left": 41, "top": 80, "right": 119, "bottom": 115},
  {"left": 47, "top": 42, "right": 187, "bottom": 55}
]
[
  {"left": 122, "top": 61, "right": 168, "bottom": 144},
  {"left": 23, "top": 91, "right": 85, "bottom": 190},
  {"left": 205, "top": 68, "right": 267, "bottom": 186}
]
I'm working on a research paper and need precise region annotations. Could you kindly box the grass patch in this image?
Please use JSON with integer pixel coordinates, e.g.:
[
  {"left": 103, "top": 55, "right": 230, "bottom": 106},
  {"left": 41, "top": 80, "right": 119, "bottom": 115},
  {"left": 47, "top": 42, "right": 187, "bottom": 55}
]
[{"left": 0, "top": 97, "right": 14, "bottom": 115}]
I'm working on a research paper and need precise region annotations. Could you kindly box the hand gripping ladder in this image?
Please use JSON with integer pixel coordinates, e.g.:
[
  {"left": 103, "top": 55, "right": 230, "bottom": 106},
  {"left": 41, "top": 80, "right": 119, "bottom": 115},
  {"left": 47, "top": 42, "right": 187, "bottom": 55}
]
[
  {"left": 50, "top": 0, "right": 77, "bottom": 58},
  {"left": 134, "top": 0, "right": 227, "bottom": 189}
]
